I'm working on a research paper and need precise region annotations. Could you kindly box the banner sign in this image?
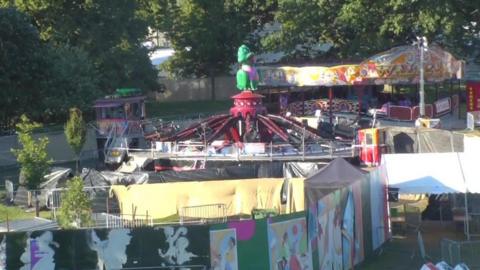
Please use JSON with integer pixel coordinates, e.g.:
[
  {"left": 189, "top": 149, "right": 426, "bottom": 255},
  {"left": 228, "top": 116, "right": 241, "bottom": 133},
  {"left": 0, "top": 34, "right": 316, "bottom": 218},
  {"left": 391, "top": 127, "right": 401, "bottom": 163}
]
[
  {"left": 466, "top": 82, "right": 480, "bottom": 112},
  {"left": 434, "top": 98, "right": 451, "bottom": 115}
]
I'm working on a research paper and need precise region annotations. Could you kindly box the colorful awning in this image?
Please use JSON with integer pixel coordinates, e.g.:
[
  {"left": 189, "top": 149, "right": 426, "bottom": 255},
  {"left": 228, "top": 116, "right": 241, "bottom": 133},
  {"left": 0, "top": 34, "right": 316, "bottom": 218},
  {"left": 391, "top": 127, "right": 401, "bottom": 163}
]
[{"left": 258, "top": 45, "right": 463, "bottom": 87}]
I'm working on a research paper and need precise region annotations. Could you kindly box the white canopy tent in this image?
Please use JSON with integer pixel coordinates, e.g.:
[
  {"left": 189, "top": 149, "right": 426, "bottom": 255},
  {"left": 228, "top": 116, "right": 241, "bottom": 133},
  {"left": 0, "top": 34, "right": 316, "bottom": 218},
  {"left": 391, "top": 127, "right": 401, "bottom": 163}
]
[{"left": 381, "top": 152, "right": 480, "bottom": 239}]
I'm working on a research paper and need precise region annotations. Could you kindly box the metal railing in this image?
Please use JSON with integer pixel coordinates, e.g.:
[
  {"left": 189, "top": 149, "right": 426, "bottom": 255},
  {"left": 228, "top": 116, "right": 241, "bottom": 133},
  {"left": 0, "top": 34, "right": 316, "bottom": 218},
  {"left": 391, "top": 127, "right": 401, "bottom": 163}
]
[
  {"left": 127, "top": 139, "right": 354, "bottom": 162},
  {"left": 117, "top": 266, "right": 207, "bottom": 270},
  {"left": 90, "top": 213, "right": 153, "bottom": 229},
  {"left": 441, "top": 238, "right": 480, "bottom": 269},
  {"left": 179, "top": 203, "right": 227, "bottom": 225},
  {"left": 48, "top": 186, "right": 111, "bottom": 218}
]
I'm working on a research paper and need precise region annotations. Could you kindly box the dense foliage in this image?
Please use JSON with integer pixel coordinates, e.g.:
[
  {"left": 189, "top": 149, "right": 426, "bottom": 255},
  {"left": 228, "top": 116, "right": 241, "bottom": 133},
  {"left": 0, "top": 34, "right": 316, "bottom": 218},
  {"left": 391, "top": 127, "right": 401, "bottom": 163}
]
[
  {"left": 0, "top": 3, "right": 158, "bottom": 127},
  {"left": 1, "top": 1, "right": 479, "bottom": 126},
  {"left": 262, "top": 0, "right": 480, "bottom": 62},
  {"left": 146, "top": 0, "right": 277, "bottom": 78}
]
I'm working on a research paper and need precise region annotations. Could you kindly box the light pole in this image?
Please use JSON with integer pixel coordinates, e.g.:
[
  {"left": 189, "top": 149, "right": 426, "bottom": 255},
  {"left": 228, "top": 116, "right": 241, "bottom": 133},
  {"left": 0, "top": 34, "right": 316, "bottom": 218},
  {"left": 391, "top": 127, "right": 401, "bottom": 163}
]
[{"left": 416, "top": 36, "right": 428, "bottom": 117}]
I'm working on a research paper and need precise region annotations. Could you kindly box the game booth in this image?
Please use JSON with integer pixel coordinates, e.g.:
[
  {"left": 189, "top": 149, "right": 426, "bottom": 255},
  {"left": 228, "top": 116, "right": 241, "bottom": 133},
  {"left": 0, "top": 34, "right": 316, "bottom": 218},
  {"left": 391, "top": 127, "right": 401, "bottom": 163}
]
[{"left": 257, "top": 45, "right": 464, "bottom": 121}]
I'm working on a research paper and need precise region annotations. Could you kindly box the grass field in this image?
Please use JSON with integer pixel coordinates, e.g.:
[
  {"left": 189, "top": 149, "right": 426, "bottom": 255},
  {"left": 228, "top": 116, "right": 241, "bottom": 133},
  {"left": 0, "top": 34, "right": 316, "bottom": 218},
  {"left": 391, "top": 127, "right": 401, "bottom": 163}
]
[
  {"left": 0, "top": 204, "right": 51, "bottom": 223},
  {"left": 360, "top": 221, "right": 471, "bottom": 269}
]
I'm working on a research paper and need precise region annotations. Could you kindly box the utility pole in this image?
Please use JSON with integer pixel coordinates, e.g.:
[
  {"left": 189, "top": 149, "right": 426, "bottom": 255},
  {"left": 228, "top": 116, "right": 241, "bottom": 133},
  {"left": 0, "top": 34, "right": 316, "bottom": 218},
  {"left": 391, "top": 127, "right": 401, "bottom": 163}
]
[{"left": 416, "top": 36, "right": 428, "bottom": 117}]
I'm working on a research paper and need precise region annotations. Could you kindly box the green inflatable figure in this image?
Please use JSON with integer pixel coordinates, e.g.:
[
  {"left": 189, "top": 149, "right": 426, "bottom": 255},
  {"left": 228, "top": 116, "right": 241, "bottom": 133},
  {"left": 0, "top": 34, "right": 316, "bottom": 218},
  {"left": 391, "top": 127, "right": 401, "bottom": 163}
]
[{"left": 236, "top": 45, "right": 259, "bottom": 91}]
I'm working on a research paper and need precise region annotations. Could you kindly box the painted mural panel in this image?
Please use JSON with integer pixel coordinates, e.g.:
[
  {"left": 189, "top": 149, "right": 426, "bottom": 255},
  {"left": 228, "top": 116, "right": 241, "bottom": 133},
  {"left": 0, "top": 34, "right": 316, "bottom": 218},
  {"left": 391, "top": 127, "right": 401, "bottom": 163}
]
[
  {"left": 342, "top": 191, "right": 355, "bottom": 270},
  {"left": 370, "top": 169, "right": 389, "bottom": 250},
  {"left": 317, "top": 190, "right": 344, "bottom": 270},
  {"left": 352, "top": 181, "right": 365, "bottom": 264},
  {"left": 0, "top": 236, "right": 5, "bottom": 270},
  {"left": 227, "top": 219, "right": 270, "bottom": 269},
  {"left": 88, "top": 229, "right": 132, "bottom": 270},
  {"left": 19, "top": 231, "right": 57, "bottom": 270},
  {"left": 210, "top": 228, "right": 238, "bottom": 270},
  {"left": 4, "top": 225, "right": 209, "bottom": 269},
  {"left": 267, "top": 217, "right": 312, "bottom": 270},
  {"left": 123, "top": 226, "right": 209, "bottom": 269}
]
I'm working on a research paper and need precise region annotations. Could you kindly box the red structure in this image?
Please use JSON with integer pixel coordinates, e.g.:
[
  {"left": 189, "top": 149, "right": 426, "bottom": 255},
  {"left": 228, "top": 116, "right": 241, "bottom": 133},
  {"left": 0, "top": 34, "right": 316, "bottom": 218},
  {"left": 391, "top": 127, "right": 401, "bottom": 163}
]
[
  {"left": 230, "top": 91, "right": 267, "bottom": 119},
  {"left": 467, "top": 82, "right": 480, "bottom": 112},
  {"left": 146, "top": 91, "right": 323, "bottom": 147}
]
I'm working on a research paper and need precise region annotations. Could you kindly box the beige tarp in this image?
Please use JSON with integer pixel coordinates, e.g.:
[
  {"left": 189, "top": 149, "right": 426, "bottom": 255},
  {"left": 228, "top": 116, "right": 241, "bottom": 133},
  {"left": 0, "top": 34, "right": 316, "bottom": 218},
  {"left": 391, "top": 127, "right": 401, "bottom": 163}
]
[{"left": 110, "top": 178, "right": 305, "bottom": 219}]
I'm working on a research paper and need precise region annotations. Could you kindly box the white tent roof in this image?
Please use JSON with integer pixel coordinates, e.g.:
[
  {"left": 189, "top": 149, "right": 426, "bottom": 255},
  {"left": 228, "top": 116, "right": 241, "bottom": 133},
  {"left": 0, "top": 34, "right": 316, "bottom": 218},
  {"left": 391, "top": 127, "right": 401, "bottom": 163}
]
[{"left": 381, "top": 152, "right": 480, "bottom": 194}]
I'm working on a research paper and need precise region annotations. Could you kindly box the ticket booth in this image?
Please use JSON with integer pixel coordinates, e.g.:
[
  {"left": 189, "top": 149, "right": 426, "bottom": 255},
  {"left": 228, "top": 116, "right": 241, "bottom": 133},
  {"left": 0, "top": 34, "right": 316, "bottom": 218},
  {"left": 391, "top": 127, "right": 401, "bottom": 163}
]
[{"left": 357, "top": 128, "right": 386, "bottom": 166}]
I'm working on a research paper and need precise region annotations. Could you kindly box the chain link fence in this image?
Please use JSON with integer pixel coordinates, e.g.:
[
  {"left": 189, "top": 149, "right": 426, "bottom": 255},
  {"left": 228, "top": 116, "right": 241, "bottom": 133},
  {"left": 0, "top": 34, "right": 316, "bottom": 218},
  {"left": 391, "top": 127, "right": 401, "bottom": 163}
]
[{"left": 441, "top": 238, "right": 480, "bottom": 269}]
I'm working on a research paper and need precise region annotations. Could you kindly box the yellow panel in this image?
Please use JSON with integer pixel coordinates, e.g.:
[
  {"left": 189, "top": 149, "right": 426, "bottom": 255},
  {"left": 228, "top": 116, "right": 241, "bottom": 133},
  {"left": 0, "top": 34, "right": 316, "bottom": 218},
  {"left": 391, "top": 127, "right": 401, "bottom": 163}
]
[{"left": 110, "top": 178, "right": 305, "bottom": 220}]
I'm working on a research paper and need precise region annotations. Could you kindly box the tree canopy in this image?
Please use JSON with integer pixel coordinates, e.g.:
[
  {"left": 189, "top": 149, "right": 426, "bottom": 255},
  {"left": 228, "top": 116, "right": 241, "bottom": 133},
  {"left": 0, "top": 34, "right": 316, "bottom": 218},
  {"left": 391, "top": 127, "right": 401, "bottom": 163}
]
[
  {"left": 147, "top": 0, "right": 277, "bottom": 78},
  {"left": 0, "top": 7, "right": 99, "bottom": 126},
  {"left": 262, "top": 0, "right": 480, "bottom": 62},
  {"left": 0, "top": 2, "right": 159, "bottom": 126},
  {"left": 0, "top": 8, "right": 44, "bottom": 127},
  {"left": 1, "top": 1, "right": 479, "bottom": 127},
  {"left": 6, "top": 0, "right": 159, "bottom": 92}
]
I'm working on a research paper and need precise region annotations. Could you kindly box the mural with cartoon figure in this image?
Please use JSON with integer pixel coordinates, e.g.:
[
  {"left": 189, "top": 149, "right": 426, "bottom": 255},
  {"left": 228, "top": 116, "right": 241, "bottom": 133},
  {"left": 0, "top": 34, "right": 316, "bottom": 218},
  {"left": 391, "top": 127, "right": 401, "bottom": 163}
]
[
  {"left": 210, "top": 228, "right": 238, "bottom": 270},
  {"left": 268, "top": 217, "right": 312, "bottom": 270},
  {"left": 317, "top": 190, "right": 344, "bottom": 270}
]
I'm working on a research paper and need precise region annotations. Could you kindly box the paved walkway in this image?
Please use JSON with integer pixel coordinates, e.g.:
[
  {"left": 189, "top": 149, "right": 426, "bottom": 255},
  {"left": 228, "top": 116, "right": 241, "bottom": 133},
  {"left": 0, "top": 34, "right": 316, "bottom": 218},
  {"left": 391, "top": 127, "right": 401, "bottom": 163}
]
[{"left": 378, "top": 113, "right": 466, "bottom": 130}]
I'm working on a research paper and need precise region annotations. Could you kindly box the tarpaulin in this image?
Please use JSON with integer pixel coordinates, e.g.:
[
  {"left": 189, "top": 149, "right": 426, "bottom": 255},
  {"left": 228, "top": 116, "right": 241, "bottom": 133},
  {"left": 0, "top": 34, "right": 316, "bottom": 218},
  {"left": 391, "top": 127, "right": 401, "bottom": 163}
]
[
  {"left": 110, "top": 178, "right": 305, "bottom": 219},
  {"left": 283, "top": 162, "right": 327, "bottom": 179}
]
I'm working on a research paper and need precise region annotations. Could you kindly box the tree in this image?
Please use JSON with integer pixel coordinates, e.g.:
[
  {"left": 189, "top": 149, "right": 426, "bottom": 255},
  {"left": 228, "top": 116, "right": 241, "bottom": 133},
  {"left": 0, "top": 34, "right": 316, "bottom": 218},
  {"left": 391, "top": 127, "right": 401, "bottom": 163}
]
[
  {"left": 40, "top": 46, "right": 100, "bottom": 123},
  {"left": 262, "top": 0, "right": 480, "bottom": 62},
  {"left": 11, "top": 115, "right": 52, "bottom": 190},
  {"left": 4, "top": 0, "right": 159, "bottom": 94},
  {"left": 147, "top": 0, "right": 276, "bottom": 98},
  {"left": 57, "top": 176, "right": 92, "bottom": 229},
  {"left": 65, "top": 108, "right": 87, "bottom": 173},
  {"left": 0, "top": 8, "right": 45, "bottom": 128},
  {"left": 0, "top": 7, "right": 101, "bottom": 126}
]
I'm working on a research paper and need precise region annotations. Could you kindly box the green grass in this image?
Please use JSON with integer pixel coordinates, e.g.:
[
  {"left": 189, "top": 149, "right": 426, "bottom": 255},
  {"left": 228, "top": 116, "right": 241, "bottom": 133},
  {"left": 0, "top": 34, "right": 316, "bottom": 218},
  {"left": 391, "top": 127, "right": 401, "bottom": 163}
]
[
  {"left": 153, "top": 213, "right": 179, "bottom": 224},
  {"left": 0, "top": 204, "right": 51, "bottom": 223},
  {"left": 146, "top": 100, "right": 231, "bottom": 120}
]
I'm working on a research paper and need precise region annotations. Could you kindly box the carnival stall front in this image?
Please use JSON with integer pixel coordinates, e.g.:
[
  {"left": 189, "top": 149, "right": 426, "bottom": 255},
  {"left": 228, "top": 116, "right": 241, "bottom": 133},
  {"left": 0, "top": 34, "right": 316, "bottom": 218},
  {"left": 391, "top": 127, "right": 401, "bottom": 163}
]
[{"left": 258, "top": 45, "right": 463, "bottom": 120}]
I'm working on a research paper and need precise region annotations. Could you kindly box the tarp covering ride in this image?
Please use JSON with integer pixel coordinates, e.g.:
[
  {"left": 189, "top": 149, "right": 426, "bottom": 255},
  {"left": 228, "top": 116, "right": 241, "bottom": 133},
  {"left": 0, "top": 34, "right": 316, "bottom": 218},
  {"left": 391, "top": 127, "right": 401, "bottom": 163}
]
[
  {"left": 110, "top": 178, "right": 306, "bottom": 219},
  {"left": 257, "top": 45, "right": 463, "bottom": 87}
]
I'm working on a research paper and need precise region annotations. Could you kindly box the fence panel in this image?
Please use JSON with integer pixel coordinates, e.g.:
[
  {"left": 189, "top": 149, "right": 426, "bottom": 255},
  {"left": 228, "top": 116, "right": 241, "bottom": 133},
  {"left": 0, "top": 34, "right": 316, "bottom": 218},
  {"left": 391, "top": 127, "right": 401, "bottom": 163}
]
[
  {"left": 179, "top": 203, "right": 227, "bottom": 225},
  {"left": 441, "top": 238, "right": 480, "bottom": 268}
]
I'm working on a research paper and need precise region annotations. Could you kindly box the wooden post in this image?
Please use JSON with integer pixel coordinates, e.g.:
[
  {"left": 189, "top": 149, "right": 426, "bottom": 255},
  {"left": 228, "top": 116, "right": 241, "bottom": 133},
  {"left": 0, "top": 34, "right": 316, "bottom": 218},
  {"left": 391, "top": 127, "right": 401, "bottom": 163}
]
[
  {"left": 35, "top": 191, "right": 39, "bottom": 217},
  {"left": 6, "top": 212, "right": 9, "bottom": 232}
]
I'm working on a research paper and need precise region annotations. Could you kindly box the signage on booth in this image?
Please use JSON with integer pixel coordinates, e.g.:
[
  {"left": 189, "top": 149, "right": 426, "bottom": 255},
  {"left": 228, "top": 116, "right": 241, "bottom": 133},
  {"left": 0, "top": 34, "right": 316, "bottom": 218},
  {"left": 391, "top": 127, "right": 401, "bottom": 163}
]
[{"left": 434, "top": 98, "right": 451, "bottom": 115}]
